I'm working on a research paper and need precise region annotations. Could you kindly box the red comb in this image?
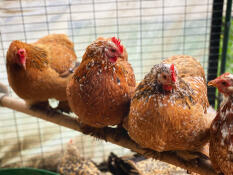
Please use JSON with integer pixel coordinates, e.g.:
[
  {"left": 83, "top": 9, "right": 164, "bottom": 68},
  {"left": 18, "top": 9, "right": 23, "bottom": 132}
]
[
  {"left": 170, "top": 64, "right": 176, "bottom": 82},
  {"left": 111, "top": 37, "right": 123, "bottom": 53}
]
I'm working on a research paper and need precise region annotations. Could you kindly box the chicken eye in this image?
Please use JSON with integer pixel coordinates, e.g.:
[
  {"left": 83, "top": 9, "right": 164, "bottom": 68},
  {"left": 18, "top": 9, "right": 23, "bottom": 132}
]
[
  {"left": 17, "top": 49, "right": 26, "bottom": 57},
  {"left": 221, "top": 81, "right": 227, "bottom": 86},
  {"left": 110, "top": 48, "right": 116, "bottom": 53},
  {"left": 163, "top": 75, "right": 167, "bottom": 79}
]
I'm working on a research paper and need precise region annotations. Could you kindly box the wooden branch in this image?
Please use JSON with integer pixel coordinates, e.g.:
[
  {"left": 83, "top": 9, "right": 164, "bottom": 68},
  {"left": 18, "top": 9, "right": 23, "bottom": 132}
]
[{"left": 0, "top": 92, "right": 217, "bottom": 175}]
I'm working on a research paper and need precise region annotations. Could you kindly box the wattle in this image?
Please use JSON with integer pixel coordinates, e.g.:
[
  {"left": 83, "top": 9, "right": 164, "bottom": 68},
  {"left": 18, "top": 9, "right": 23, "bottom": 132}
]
[
  {"left": 109, "top": 57, "right": 117, "bottom": 63},
  {"left": 163, "top": 85, "right": 173, "bottom": 91}
]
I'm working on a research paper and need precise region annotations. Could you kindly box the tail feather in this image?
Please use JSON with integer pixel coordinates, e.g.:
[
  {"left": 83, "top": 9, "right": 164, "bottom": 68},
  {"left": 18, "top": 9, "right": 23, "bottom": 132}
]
[{"left": 108, "top": 153, "right": 141, "bottom": 175}]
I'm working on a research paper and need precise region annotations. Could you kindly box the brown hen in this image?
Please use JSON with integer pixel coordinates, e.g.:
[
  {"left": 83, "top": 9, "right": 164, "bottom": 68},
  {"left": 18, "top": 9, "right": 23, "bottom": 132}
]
[
  {"left": 125, "top": 55, "right": 214, "bottom": 153},
  {"left": 67, "top": 37, "right": 136, "bottom": 128},
  {"left": 6, "top": 34, "right": 78, "bottom": 111},
  {"left": 208, "top": 73, "right": 233, "bottom": 175}
]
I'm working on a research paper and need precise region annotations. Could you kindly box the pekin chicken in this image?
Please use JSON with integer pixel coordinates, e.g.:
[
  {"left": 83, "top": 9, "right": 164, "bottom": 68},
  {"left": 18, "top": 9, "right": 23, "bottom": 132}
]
[
  {"left": 67, "top": 37, "right": 136, "bottom": 128},
  {"left": 107, "top": 153, "right": 142, "bottom": 175},
  {"left": 208, "top": 73, "right": 233, "bottom": 175},
  {"left": 58, "top": 139, "right": 102, "bottom": 175},
  {"left": 6, "top": 34, "right": 78, "bottom": 111},
  {"left": 125, "top": 55, "right": 215, "bottom": 153}
]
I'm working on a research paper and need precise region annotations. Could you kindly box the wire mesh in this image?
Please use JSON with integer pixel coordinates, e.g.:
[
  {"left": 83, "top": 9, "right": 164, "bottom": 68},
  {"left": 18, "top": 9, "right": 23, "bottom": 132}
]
[{"left": 0, "top": 0, "right": 229, "bottom": 169}]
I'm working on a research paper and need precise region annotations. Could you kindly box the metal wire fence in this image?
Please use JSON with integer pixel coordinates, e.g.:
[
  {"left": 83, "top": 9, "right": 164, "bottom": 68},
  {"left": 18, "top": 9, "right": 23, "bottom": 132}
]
[{"left": 0, "top": 0, "right": 230, "bottom": 169}]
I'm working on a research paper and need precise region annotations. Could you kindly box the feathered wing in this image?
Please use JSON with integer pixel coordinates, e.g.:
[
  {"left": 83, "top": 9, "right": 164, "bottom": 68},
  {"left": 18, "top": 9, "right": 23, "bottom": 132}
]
[
  {"left": 33, "top": 34, "right": 78, "bottom": 76},
  {"left": 126, "top": 55, "right": 212, "bottom": 153},
  {"left": 67, "top": 57, "right": 134, "bottom": 127}
]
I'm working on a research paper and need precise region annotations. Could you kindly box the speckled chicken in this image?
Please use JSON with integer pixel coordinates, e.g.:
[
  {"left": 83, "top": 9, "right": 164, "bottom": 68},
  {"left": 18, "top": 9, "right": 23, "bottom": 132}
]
[
  {"left": 125, "top": 55, "right": 215, "bottom": 153},
  {"left": 67, "top": 37, "right": 136, "bottom": 128},
  {"left": 6, "top": 34, "right": 78, "bottom": 111},
  {"left": 57, "top": 139, "right": 102, "bottom": 175},
  {"left": 208, "top": 73, "right": 233, "bottom": 175},
  {"left": 108, "top": 153, "right": 142, "bottom": 175},
  {"left": 107, "top": 153, "right": 189, "bottom": 175}
]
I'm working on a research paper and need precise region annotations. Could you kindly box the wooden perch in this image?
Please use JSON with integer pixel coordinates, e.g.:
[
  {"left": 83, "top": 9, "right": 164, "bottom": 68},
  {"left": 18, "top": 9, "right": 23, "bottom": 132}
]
[{"left": 0, "top": 91, "right": 217, "bottom": 175}]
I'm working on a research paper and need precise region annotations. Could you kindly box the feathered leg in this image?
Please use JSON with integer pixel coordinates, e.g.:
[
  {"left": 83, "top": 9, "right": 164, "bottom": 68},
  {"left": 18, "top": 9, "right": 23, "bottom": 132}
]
[{"left": 56, "top": 101, "right": 71, "bottom": 113}]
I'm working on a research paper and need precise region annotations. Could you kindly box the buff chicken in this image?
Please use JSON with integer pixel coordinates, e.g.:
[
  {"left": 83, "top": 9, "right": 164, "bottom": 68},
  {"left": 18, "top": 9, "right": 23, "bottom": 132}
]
[
  {"left": 6, "top": 34, "right": 78, "bottom": 111},
  {"left": 67, "top": 37, "right": 136, "bottom": 128},
  {"left": 58, "top": 139, "right": 102, "bottom": 175},
  {"left": 208, "top": 73, "right": 233, "bottom": 175},
  {"left": 125, "top": 55, "right": 215, "bottom": 153}
]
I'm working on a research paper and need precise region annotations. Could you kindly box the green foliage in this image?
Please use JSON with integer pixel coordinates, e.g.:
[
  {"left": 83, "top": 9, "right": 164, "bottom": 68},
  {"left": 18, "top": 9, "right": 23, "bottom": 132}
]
[
  {"left": 215, "top": 18, "right": 233, "bottom": 108},
  {"left": 219, "top": 17, "right": 233, "bottom": 74},
  {"left": 225, "top": 19, "right": 233, "bottom": 73}
]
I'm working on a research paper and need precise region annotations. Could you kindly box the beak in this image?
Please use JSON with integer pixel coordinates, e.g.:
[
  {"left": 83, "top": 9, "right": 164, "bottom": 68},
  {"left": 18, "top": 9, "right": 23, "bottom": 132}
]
[
  {"left": 208, "top": 79, "right": 217, "bottom": 87},
  {"left": 171, "top": 82, "right": 177, "bottom": 89},
  {"left": 117, "top": 49, "right": 124, "bottom": 58},
  {"left": 22, "top": 62, "right": 26, "bottom": 70},
  {"left": 228, "top": 86, "right": 233, "bottom": 92},
  {"left": 119, "top": 54, "right": 124, "bottom": 59}
]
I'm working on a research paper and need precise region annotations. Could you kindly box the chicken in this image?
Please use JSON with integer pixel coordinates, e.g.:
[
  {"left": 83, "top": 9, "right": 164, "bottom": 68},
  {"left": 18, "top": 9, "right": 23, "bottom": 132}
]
[
  {"left": 6, "top": 34, "right": 78, "bottom": 111},
  {"left": 106, "top": 153, "right": 189, "bottom": 175},
  {"left": 208, "top": 73, "right": 233, "bottom": 175},
  {"left": 107, "top": 153, "right": 142, "bottom": 175},
  {"left": 67, "top": 37, "right": 136, "bottom": 128},
  {"left": 125, "top": 55, "right": 214, "bottom": 153},
  {"left": 57, "top": 139, "right": 102, "bottom": 175}
]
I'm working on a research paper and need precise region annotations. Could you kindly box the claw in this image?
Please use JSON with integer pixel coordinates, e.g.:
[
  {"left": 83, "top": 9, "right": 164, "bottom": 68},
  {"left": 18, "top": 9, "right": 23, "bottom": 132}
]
[
  {"left": 56, "top": 101, "right": 71, "bottom": 114},
  {"left": 29, "top": 101, "right": 57, "bottom": 116},
  {"left": 143, "top": 149, "right": 161, "bottom": 160},
  {"left": 78, "top": 121, "right": 107, "bottom": 140}
]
